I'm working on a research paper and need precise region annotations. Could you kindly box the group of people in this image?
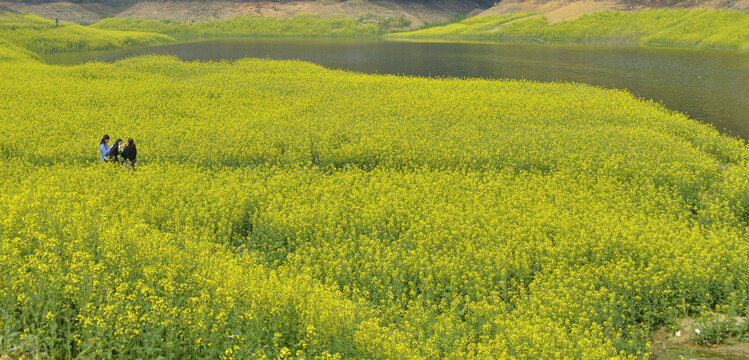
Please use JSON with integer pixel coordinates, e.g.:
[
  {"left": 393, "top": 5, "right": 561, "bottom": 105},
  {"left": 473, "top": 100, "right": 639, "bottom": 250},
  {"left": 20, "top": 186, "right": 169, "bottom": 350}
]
[{"left": 100, "top": 134, "right": 137, "bottom": 169}]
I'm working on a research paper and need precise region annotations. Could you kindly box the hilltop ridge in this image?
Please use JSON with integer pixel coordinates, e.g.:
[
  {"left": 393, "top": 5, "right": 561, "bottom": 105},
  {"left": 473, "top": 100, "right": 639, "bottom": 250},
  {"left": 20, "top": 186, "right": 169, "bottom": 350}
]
[
  {"left": 1, "top": 0, "right": 745, "bottom": 27},
  {"left": 480, "top": 0, "right": 748, "bottom": 23},
  {"left": 0, "top": 0, "right": 481, "bottom": 27}
]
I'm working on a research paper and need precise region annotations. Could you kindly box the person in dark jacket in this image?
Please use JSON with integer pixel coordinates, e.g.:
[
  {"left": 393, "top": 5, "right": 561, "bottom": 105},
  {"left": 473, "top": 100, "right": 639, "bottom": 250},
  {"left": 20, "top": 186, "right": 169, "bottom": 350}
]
[
  {"left": 107, "top": 139, "right": 123, "bottom": 163},
  {"left": 121, "top": 138, "right": 137, "bottom": 169}
]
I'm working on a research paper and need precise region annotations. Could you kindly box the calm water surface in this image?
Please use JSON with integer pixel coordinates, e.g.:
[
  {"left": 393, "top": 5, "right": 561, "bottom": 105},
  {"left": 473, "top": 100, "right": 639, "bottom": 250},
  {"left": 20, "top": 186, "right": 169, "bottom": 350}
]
[{"left": 43, "top": 39, "right": 749, "bottom": 139}]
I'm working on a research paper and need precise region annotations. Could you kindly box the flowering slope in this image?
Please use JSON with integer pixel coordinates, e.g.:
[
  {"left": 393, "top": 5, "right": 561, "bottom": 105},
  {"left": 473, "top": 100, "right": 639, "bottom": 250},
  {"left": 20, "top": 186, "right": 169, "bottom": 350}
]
[{"left": 0, "top": 49, "right": 748, "bottom": 359}]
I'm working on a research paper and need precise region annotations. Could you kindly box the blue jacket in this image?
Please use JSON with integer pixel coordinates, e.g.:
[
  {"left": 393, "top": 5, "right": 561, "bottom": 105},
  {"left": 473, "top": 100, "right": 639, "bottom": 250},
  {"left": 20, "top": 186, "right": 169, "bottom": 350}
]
[{"left": 100, "top": 143, "right": 110, "bottom": 162}]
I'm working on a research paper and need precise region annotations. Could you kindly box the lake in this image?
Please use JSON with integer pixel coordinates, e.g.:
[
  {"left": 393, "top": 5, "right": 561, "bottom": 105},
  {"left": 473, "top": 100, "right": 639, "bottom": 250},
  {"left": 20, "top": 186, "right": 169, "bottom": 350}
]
[{"left": 43, "top": 38, "right": 749, "bottom": 140}]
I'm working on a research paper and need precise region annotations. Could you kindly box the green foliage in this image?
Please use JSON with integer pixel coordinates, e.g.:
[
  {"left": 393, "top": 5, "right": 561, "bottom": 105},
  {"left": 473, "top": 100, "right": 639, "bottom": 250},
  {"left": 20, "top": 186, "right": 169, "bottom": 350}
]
[
  {"left": 392, "top": 9, "right": 749, "bottom": 50},
  {"left": 449, "top": 11, "right": 468, "bottom": 23},
  {"left": 91, "top": 14, "right": 386, "bottom": 40},
  {"left": 0, "top": 12, "right": 173, "bottom": 53},
  {"left": 693, "top": 312, "right": 749, "bottom": 344},
  {"left": 1, "top": 27, "right": 749, "bottom": 359},
  {"left": 376, "top": 15, "right": 413, "bottom": 31}
]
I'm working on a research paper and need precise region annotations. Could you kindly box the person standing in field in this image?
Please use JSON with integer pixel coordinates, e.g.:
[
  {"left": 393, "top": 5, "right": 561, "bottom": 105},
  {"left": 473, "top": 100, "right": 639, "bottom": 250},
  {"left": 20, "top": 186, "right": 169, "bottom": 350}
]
[
  {"left": 108, "top": 138, "right": 123, "bottom": 163},
  {"left": 99, "top": 135, "right": 110, "bottom": 162},
  {"left": 121, "top": 138, "right": 137, "bottom": 169}
]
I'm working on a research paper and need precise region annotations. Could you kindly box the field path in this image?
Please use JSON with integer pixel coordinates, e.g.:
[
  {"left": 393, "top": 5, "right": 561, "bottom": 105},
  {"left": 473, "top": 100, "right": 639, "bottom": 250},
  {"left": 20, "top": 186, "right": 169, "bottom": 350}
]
[{"left": 488, "top": 13, "right": 539, "bottom": 31}]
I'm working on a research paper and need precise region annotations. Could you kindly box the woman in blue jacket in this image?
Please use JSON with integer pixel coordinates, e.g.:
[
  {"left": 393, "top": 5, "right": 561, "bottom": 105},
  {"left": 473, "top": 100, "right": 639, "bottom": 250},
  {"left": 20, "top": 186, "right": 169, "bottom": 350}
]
[{"left": 99, "top": 135, "right": 110, "bottom": 162}]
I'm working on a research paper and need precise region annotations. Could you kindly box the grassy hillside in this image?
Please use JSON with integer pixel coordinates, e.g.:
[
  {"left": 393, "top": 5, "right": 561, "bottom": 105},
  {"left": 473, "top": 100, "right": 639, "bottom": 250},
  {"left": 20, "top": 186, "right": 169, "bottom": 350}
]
[
  {"left": 0, "top": 39, "right": 41, "bottom": 61},
  {"left": 390, "top": 9, "right": 749, "bottom": 50},
  {"left": 391, "top": 13, "right": 533, "bottom": 37},
  {"left": 0, "top": 12, "right": 406, "bottom": 54},
  {"left": 1, "top": 0, "right": 496, "bottom": 11},
  {"left": 1, "top": 35, "right": 748, "bottom": 358},
  {"left": 91, "top": 14, "right": 407, "bottom": 40},
  {"left": 3, "top": 9, "right": 747, "bottom": 53},
  {"left": 0, "top": 12, "right": 172, "bottom": 53}
]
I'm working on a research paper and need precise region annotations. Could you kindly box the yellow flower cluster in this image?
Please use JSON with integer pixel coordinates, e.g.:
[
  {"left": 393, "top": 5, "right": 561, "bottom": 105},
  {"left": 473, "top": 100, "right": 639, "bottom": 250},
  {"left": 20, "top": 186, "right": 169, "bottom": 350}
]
[{"left": 0, "top": 35, "right": 747, "bottom": 359}]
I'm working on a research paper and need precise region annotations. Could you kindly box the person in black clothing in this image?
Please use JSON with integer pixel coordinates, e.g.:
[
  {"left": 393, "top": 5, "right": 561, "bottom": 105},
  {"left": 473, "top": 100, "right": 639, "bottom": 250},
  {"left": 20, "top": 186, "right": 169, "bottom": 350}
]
[
  {"left": 121, "top": 138, "right": 137, "bottom": 169},
  {"left": 107, "top": 139, "right": 123, "bottom": 163}
]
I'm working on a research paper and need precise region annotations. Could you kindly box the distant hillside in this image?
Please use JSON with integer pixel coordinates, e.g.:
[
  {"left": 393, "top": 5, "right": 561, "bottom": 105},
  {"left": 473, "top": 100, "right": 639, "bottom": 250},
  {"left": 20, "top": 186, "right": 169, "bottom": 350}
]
[
  {"left": 0, "top": 0, "right": 744, "bottom": 26},
  {"left": 0, "top": 0, "right": 483, "bottom": 26},
  {"left": 389, "top": 9, "right": 749, "bottom": 50},
  {"left": 480, "top": 0, "right": 748, "bottom": 23}
]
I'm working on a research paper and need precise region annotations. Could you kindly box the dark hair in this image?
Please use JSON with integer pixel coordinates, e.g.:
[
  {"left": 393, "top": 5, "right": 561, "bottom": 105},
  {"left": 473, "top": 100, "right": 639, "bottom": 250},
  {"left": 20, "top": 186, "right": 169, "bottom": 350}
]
[
  {"left": 114, "top": 139, "right": 123, "bottom": 147},
  {"left": 100, "top": 134, "right": 110, "bottom": 145},
  {"left": 126, "top": 138, "right": 134, "bottom": 146}
]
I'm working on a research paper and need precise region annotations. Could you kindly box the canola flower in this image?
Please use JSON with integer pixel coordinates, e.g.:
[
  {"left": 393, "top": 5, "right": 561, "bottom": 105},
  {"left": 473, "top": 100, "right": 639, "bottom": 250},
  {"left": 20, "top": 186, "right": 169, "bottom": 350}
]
[
  {"left": 389, "top": 9, "right": 749, "bottom": 51},
  {"left": 0, "top": 26, "right": 748, "bottom": 359},
  {"left": 90, "top": 14, "right": 398, "bottom": 40}
]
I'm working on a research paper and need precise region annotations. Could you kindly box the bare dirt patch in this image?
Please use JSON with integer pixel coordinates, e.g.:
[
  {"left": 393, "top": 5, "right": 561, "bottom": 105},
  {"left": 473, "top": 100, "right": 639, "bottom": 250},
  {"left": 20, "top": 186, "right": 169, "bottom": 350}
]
[
  {"left": 725, "top": 0, "right": 749, "bottom": 10},
  {"left": 478, "top": 0, "right": 632, "bottom": 20},
  {"left": 650, "top": 319, "right": 749, "bottom": 360},
  {"left": 544, "top": 1, "right": 622, "bottom": 22}
]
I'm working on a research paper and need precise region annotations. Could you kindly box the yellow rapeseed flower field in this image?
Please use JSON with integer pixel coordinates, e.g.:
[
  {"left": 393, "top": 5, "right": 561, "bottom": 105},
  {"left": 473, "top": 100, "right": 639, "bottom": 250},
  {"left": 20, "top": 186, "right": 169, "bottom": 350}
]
[
  {"left": 0, "top": 19, "right": 747, "bottom": 359},
  {"left": 90, "top": 14, "right": 395, "bottom": 40},
  {"left": 0, "top": 13, "right": 173, "bottom": 53},
  {"left": 390, "top": 9, "right": 749, "bottom": 51}
]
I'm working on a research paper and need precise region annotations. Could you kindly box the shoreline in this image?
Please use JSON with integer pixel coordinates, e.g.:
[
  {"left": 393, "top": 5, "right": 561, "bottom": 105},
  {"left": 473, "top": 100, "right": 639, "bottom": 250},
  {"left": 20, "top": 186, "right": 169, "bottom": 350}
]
[{"left": 31, "top": 32, "right": 749, "bottom": 58}]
